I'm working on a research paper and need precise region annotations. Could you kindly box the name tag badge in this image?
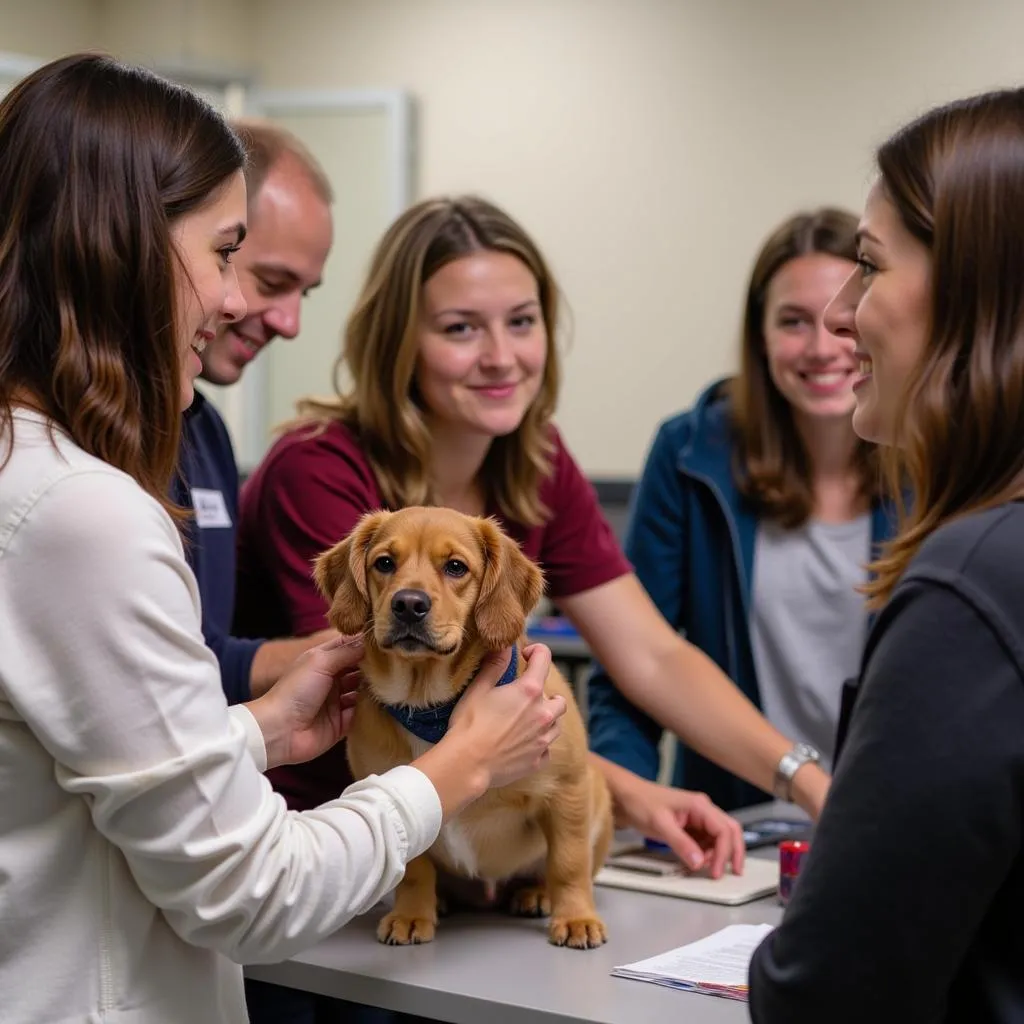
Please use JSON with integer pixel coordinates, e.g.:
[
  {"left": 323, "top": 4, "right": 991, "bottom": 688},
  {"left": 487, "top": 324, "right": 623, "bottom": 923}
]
[{"left": 191, "top": 488, "right": 232, "bottom": 529}]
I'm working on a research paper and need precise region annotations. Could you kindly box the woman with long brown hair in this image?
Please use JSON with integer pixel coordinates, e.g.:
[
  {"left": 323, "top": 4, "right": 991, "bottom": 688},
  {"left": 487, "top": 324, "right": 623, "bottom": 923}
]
[
  {"left": 0, "top": 54, "right": 565, "bottom": 1024},
  {"left": 236, "top": 195, "right": 832, "bottom": 869},
  {"left": 589, "top": 208, "right": 895, "bottom": 811},
  {"left": 749, "top": 89, "right": 1024, "bottom": 1021}
]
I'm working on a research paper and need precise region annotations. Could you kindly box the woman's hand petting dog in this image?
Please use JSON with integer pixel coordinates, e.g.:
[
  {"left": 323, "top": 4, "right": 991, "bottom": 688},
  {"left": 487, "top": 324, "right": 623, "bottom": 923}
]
[
  {"left": 602, "top": 759, "right": 745, "bottom": 878},
  {"left": 247, "top": 635, "right": 366, "bottom": 770},
  {"left": 449, "top": 643, "right": 566, "bottom": 790},
  {"left": 414, "top": 643, "right": 566, "bottom": 817}
]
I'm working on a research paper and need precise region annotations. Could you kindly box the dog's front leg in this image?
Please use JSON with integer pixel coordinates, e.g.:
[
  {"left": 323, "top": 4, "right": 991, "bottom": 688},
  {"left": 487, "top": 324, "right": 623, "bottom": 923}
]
[
  {"left": 538, "top": 783, "right": 607, "bottom": 949},
  {"left": 377, "top": 854, "right": 439, "bottom": 945}
]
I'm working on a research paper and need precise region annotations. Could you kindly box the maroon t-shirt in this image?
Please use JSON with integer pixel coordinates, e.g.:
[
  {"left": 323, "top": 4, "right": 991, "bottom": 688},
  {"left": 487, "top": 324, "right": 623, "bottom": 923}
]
[{"left": 235, "top": 419, "right": 630, "bottom": 810}]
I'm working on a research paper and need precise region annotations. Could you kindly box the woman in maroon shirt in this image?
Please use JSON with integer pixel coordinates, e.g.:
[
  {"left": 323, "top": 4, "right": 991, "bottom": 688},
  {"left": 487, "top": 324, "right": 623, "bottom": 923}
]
[{"left": 236, "top": 196, "right": 830, "bottom": 862}]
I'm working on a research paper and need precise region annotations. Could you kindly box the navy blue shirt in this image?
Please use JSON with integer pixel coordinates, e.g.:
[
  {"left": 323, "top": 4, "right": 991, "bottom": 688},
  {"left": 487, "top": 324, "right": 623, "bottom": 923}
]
[{"left": 173, "top": 392, "right": 262, "bottom": 704}]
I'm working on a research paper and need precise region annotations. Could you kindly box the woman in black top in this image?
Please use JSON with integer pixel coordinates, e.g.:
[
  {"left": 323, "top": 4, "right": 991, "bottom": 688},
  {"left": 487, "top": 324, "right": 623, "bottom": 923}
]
[{"left": 749, "top": 88, "right": 1024, "bottom": 1023}]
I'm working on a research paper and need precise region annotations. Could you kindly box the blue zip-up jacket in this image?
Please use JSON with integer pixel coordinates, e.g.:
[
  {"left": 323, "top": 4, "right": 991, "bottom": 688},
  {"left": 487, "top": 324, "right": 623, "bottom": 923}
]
[
  {"left": 588, "top": 379, "right": 896, "bottom": 811},
  {"left": 172, "top": 393, "right": 262, "bottom": 705}
]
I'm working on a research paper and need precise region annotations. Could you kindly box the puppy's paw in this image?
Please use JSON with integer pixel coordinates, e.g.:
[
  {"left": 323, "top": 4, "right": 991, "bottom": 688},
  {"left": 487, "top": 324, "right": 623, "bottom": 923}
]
[
  {"left": 376, "top": 912, "right": 436, "bottom": 946},
  {"left": 548, "top": 914, "right": 607, "bottom": 950},
  {"left": 508, "top": 885, "right": 551, "bottom": 918}
]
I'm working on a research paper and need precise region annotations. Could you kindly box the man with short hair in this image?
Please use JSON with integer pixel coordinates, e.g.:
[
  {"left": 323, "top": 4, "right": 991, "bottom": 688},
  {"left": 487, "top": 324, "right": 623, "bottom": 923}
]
[
  {"left": 177, "top": 119, "right": 411, "bottom": 1024},
  {"left": 173, "top": 118, "right": 336, "bottom": 705}
]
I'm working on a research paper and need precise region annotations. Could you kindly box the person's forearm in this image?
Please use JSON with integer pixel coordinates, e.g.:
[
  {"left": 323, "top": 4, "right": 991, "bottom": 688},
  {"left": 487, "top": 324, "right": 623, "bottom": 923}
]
[
  {"left": 249, "top": 629, "right": 335, "bottom": 698},
  {"left": 614, "top": 639, "right": 829, "bottom": 817},
  {"left": 242, "top": 695, "right": 295, "bottom": 770},
  {"left": 411, "top": 740, "right": 491, "bottom": 821},
  {"left": 590, "top": 751, "right": 647, "bottom": 826}
]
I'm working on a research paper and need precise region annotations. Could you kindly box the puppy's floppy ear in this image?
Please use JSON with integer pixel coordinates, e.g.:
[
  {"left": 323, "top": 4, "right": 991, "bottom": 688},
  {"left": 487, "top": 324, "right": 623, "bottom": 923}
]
[
  {"left": 313, "top": 510, "right": 392, "bottom": 636},
  {"left": 473, "top": 517, "right": 544, "bottom": 649}
]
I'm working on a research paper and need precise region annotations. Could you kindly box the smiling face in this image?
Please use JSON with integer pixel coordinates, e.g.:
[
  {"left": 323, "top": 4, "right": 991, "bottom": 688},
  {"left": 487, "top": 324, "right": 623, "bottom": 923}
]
[
  {"left": 824, "top": 181, "right": 932, "bottom": 445},
  {"left": 170, "top": 170, "right": 248, "bottom": 411},
  {"left": 762, "top": 252, "right": 860, "bottom": 427},
  {"left": 413, "top": 251, "right": 548, "bottom": 440},
  {"left": 199, "top": 154, "right": 333, "bottom": 385}
]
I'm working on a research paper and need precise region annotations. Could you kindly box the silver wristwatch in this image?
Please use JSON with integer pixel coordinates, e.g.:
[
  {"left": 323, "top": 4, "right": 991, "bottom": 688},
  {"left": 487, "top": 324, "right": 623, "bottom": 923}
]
[{"left": 773, "top": 742, "right": 821, "bottom": 802}]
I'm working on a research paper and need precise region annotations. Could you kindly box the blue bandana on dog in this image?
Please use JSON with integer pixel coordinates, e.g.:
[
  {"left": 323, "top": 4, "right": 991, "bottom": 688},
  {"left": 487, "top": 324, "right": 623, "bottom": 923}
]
[{"left": 382, "top": 647, "right": 519, "bottom": 745}]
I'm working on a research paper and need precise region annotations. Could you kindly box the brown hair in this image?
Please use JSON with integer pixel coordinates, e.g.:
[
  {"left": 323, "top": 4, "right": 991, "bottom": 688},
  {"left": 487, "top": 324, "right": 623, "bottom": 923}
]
[
  {"left": 295, "top": 195, "right": 561, "bottom": 527},
  {"left": 865, "top": 88, "right": 1024, "bottom": 605},
  {"left": 231, "top": 117, "right": 333, "bottom": 207},
  {"left": 0, "top": 53, "right": 244, "bottom": 517},
  {"left": 728, "top": 208, "right": 878, "bottom": 527}
]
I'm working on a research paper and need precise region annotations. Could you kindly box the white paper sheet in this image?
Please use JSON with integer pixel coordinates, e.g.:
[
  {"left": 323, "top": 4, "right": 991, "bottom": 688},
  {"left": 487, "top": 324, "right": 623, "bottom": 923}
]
[{"left": 612, "top": 923, "right": 775, "bottom": 1001}]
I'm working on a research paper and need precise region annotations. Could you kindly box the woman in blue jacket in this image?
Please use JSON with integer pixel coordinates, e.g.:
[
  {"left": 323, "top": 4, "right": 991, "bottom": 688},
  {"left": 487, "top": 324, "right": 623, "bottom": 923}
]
[{"left": 589, "top": 208, "right": 895, "bottom": 812}]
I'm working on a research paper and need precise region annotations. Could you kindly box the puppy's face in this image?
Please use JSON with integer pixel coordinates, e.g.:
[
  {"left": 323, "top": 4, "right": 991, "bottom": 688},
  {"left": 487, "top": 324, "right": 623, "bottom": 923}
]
[{"left": 315, "top": 507, "right": 543, "bottom": 703}]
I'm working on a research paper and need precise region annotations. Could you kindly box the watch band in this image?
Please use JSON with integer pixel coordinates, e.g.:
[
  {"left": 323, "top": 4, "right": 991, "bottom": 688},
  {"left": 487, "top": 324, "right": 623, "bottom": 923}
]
[{"left": 773, "top": 742, "right": 821, "bottom": 802}]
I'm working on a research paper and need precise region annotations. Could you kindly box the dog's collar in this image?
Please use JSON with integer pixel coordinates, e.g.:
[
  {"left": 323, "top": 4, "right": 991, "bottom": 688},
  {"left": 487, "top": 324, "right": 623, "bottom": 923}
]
[{"left": 382, "top": 647, "right": 519, "bottom": 745}]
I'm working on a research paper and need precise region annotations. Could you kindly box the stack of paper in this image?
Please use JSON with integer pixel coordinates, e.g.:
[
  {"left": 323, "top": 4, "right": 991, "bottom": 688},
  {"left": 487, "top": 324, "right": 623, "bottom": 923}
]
[{"left": 611, "top": 923, "right": 774, "bottom": 1002}]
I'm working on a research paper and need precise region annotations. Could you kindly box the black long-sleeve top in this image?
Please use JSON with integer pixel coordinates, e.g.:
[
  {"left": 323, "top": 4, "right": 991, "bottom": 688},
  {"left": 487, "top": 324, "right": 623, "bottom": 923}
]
[{"left": 749, "top": 502, "right": 1024, "bottom": 1024}]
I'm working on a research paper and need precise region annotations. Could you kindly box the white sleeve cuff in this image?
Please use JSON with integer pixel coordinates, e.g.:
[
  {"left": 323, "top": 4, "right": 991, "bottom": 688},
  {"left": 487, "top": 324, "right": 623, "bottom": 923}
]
[
  {"left": 342, "top": 764, "right": 443, "bottom": 860},
  {"left": 228, "top": 704, "right": 268, "bottom": 773}
]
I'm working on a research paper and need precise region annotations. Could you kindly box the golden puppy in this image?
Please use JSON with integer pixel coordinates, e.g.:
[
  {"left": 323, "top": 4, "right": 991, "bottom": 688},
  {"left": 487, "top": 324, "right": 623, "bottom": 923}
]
[{"left": 315, "top": 506, "right": 613, "bottom": 950}]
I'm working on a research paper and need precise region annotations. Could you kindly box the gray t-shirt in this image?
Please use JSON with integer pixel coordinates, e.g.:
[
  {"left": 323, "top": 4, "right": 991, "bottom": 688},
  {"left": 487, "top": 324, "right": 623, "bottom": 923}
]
[{"left": 750, "top": 515, "right": 871, "bottom": 767}]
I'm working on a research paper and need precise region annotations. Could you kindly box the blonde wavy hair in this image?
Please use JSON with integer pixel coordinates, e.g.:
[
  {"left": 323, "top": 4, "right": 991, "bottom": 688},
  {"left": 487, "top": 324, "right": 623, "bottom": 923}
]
[{"left": 294, "top": 195, "right": 561, "bottom": 526}]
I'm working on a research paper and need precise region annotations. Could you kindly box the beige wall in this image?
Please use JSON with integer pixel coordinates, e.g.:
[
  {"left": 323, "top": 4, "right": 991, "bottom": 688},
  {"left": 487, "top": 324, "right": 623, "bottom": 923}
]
[
  {"left": 0, "top": 0, "right": 101, "bottom": 57},
  {"left": 250, "top": 0, "right": 1024, "bottom": 475},
  {"left": 0, "top": 0, "right": 252, "bottom": 76},
  {"left": 98, "top": 0, "right": 254, "bottom": 71},
  {"left": 5, "top": 0, "right": 1024, "bottom": 474}
]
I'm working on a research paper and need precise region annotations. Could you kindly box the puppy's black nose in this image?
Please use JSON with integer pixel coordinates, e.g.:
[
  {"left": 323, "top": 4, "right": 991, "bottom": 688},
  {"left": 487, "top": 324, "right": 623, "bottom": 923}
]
[{"left": 391, "top": 588, "right": 431, "bottom": 625}]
